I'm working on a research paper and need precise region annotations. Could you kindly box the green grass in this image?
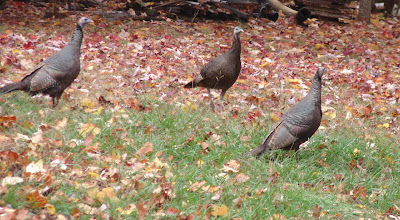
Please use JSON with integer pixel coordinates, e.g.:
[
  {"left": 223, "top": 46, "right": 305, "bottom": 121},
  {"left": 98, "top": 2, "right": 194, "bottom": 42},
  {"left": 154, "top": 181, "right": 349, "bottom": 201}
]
[{"left": 1, "top": 92, "right": 399, "bottom": 219}]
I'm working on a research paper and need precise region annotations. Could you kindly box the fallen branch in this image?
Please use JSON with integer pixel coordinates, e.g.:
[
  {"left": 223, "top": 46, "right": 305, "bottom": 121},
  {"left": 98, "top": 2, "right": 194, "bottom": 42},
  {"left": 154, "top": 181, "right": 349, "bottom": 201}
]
[{"left": 219, "top": 3, "right": 250, "bottom": 19}]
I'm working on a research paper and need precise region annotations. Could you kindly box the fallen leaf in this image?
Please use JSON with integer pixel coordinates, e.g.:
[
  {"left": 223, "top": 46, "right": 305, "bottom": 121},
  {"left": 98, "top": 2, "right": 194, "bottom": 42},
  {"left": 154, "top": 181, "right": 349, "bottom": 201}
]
[
  {"left": 233, "top": 173, "right": 250, "bottom": 184},
  {"left": 352, "top": 185, "right": 367, "bottom": 198},
  {"left": 26, "top": 191, "right": 47, "bottom": 209},
  {"left": 222, "top": 160, "right": 240, "bottom": 173},
  {"left": 0, "top": 115, "right": 16, "bottom": 123},
  {"left": 46, "top": 204, "right": 56, "bottom": 215},
  {"left": 117, "top": 204, "right": 136, "bottom": 215},
  {"left": 312, "top": 205, "right": 322, "bottom": 218},
  {"left": 54, "top": 117, "right": 68, "bottom": 130},
  {"left": 81, "top": 98, "right": 96, "bottom": 108},
  {"left": 26, "top": 159, "right": 46, "bottom": 174},
  {"left": 31, "top": 129, "right": 44, "bottom": 144},
  {"left": 188, "top": 181, "right": 207, "bottom": 192},
  {"left": 1, "top": 176, "right": 24, "bottom": 186},
  {"left": 135, "top": 142, "right": 154, "bottom": 155},
  {"left": 79, "top": 123, "right": 101, "bottom": 137},
  {"left": 269, "top": 213, "right": 287, "bottom": 220},
  {"left": 211, "top": 204, "right": 228, "bottom": 217},
  {"left": 377, "top": 123, "right": 389, "bottom": 128}
]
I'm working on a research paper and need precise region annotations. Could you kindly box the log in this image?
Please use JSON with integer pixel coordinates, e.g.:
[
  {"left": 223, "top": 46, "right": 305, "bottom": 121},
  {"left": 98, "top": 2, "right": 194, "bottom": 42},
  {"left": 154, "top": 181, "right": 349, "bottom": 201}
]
[{"left": 268, "top": 0, "right": 311, "bottom": 24}]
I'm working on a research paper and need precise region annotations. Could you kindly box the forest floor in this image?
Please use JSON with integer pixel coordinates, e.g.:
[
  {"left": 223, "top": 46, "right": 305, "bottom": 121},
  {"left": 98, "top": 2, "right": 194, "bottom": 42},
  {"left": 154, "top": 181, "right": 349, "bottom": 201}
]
[{"left": 0, "top": 2, "right": 399, "bottom": 219}]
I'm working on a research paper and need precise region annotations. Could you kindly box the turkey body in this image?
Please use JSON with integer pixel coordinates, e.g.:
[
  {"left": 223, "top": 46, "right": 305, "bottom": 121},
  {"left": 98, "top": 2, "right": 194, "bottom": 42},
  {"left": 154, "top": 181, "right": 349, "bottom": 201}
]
[
  {"left": 0, "top": 17, "right": 93, "bottom": 107},
  {"left": 184, "top": 26, "right": 243, "bottom": 109},
  {"left": 247, "top": 67, "right": 325, "bottom": 156}
]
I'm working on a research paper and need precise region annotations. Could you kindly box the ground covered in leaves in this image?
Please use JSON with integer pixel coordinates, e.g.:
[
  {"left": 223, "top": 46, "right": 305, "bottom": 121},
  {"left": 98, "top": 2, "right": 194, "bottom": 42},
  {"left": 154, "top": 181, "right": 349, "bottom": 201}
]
[{"left": 0, "top": 2, "right": 400, "bottom": 219}]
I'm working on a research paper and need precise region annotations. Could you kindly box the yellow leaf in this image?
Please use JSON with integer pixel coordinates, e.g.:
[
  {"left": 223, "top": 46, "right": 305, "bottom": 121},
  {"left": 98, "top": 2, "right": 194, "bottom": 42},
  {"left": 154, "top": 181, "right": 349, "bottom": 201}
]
[
  {"left": 196, "top": 159, "right": 205, "bottom": 167},
  {"left": 211, "top": 204, "right": 228, "bottom": 217},
  {"left": 89, "top": 171, "right": 99, "bottom": 178},
  {"left": 270, "top": 113, "right": 280, "bottom": 122},
  {"left": 88, "top": 187, "right": 118, "bottom": 203},
  {"left": 81, "top": 98, "right": 95, "bottom": 108},
  {"left": 236, "top": 79, "right": 246, "bottom": 84},
  {"left": 322, "top": 106, "right": 336, "bottom": 119},
  {"left": 79, "top": 123, "right": 101, "bottom": 137},
  {"left": 259, "top": 62, "right": 270, "bottom": 68},
  {"left": 385, "top": 156, "right": 394, "bottom": 165},
  {"left": 353, "top": 148, "right": 360, "bottom": 155},
  {"left": 117, "top": 204, "right": 136, "bottom": 215},
  {"left": 181, "top": 101, "right": 197, "bottom": 112},
  {"left": 94, "top": 106, "right": 104, "bottom": 115},
  {"left": 87, "top": 188, "right": 99, "bottom": 199},
  {"left": 315, "top": 43, "right": 325, "bottom": 49},
  {"left": 53, "top": 21, "right": 61, "bottom": 26},
  {"left": 12, "top": 49, "right": 21, "bottom": 54},
  {"left": 285, "top": 78, "right": 301, "bottom": 84},
  {"left": 46, "top": 204, "right": 56, "bottom": 215},
  {"left": 377, "top": 123, "right": 389, "bottom": 128}
]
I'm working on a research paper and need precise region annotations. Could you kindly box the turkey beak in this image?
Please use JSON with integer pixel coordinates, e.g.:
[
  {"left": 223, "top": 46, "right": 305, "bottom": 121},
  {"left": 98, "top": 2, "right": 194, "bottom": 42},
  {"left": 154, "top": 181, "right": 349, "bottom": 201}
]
[{"left": 88, "top": 19, "right": 94, "bottom": 26}]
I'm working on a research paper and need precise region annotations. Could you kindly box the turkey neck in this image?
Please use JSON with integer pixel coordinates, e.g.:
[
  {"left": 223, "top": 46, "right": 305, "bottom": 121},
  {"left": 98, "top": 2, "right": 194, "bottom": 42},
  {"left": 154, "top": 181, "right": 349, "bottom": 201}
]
[
  {"left": 305, "top": 76, "right": 322, "bottom": 108},
  {"left": 229, "top": 32, "right": 241, "bottom": 59},
  {"left": 67, "top": 25, "right": 83, "bottom": 51}
]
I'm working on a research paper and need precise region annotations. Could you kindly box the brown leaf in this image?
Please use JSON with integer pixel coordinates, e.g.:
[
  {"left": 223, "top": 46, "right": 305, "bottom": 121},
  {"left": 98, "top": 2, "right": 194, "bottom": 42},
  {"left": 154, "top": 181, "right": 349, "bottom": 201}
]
[
  {"left": 84, "top": 134, "right": 94, "bottom": 146},
  {"left": 0, "top": 115, "right": 16, "bottom": 123},
  {"left": 265, "top": 171, "right": 280, "bottom": 184},
  {"left": 352, "top": 185, "right": 367, "bottom": 198},
  {"left": 166, "top": 207, "right": 179, "bottom": 215},
  {"left": 98, "top": 95, "right": 113, "bottom": 106},
  {"left": 222, "top": 160, "right": 240, "bottom": 173},
  {"left": 54, "top": 117, "right": 68, "bottom": 131},
  {"left": 183, "top": 214, "right": 196, "bottom": 220},
  {"left": 233, "top": 173, "right": 250, "bottom": 184},
  {"left": 15, "top": 209, "right": 29, "bottom": 219},
  {"left": 135, "top": 142, "right": 154, "bottom": 156},
  {"left": 25, "top": 190, "right": 47, "bottom": 209},
  {"left": 312, "top": 205, "right": 322, "bottom": 218},
  {"left": 240, "top": 136, "right": 251, "bottom": 142},
  {"left": 269, "top": 213, "right": 287, "bottom": 220},
  {"left": 361, "top": 105, "right": 372, "bottom": 117},
  {"left": 136, "top": 201, "right": 150, "bottom": 219},
  {"left": 187, "top": 181, "right": 206, "bottom": 192},
  {"left": 233, "top": 197, "right": 242, "bottom": 208}
]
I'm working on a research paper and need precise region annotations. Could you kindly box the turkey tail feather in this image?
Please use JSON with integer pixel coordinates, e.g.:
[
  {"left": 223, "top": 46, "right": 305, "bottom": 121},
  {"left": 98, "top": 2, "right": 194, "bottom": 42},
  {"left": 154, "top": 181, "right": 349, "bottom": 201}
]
[
  {"left": 244, "top": 143, "right": 268, "bottom": 157},
  {"left": 0, "top": 82, "right": 24, "bottom": 94}
]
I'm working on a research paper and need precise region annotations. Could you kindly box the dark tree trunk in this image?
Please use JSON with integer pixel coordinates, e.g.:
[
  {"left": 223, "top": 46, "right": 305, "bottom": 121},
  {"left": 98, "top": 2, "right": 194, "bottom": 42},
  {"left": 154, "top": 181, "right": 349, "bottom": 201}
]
[
  {"left": 0, "top": 0, "right": 6, "bottom": 10},
  {"left": 358, "top": 0, "right": 372, "bottom": 23}
]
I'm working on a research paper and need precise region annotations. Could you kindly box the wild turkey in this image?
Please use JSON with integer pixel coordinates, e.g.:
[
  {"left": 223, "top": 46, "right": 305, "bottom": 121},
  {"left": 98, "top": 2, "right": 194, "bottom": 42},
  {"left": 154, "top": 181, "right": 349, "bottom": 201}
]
[
  {"left": 0, "top": 17, "right": 93, "bottom": 107},
  {"left": 184, "top": 26, "right": 243, "bottom": 110},
  {"left": 247, "top": 67, "right": 325, "bottom": 157}
]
